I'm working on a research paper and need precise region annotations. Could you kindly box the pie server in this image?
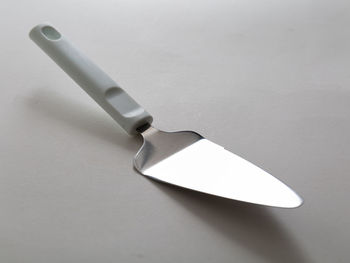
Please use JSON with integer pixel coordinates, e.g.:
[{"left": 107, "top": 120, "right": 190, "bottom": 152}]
[{"left": 30, "top": 23, "right": 303, "bottom": 208}]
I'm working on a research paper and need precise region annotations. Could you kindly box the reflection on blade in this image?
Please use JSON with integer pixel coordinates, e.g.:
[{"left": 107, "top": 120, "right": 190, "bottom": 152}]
[{"left": 143, "top": 139, "right": 303, "bottom": 208}]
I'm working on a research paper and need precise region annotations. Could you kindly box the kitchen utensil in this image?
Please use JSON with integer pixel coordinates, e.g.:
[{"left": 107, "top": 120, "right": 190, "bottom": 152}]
[{"left": 29, "top": 23, "right": 303, "bottom": 208}]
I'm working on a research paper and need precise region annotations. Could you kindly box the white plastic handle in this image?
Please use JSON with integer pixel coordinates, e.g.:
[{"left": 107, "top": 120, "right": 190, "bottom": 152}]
[{"left": 29, "top": 23, "right": 153, "bottom": 135}]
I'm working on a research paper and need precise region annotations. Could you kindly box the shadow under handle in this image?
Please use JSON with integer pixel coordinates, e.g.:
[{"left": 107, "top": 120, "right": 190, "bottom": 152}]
[{"left": 29, "top": 23, "right": 153, "bottom": 135}]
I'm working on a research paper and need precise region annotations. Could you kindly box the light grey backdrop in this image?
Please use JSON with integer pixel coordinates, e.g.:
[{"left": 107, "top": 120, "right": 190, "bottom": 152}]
[{"left": 1, "top": 0, "right": 349, "bottom": 262}]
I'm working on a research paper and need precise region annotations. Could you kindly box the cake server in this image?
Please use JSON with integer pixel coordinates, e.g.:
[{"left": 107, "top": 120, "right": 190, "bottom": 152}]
[{"left": 30, "top": 23, "right": 303, "bottom": 208}]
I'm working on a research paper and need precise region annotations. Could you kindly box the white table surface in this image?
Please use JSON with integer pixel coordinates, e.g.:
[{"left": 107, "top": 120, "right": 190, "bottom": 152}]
[{"left": 1, "top": 0, "right": 350, "bottom": 262}]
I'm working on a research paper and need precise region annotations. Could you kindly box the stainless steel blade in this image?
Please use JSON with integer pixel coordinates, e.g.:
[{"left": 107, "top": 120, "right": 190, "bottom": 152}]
[{"left": 134, "top": 125, "right": 303, "bottom": 208}]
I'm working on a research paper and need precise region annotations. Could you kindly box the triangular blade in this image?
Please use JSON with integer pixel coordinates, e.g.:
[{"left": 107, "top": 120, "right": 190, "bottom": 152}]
[{"left": 142, "top": 139, "right": 303, "bottom": 208}]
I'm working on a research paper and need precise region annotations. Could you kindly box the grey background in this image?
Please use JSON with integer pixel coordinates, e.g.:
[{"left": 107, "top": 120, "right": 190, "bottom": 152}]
[{"left": 1, "top": 0, "right": 349, "bottom": 262}]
